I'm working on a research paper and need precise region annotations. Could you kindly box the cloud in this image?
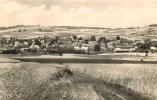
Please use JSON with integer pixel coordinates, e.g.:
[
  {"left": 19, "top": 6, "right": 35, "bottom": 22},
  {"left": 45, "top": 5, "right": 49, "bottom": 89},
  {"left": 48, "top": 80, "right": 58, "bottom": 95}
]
[{"left": 0, "top": 0, "right": 157, "bottom": 27}]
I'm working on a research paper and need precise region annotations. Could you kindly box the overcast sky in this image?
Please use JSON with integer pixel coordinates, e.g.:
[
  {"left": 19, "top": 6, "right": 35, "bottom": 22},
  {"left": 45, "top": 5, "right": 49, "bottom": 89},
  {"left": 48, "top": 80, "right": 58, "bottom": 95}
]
[{"left": 0, "top": 0, "right": 157, "bottom": 28}]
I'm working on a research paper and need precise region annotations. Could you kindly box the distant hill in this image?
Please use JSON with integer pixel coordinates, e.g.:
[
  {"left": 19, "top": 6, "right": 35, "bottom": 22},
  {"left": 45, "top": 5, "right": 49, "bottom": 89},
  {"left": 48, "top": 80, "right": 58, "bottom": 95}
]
[
  {"left": 53, "top": 26, "right": 108, "bottom": 29},
  {"left": 0, "top": 25, "right": 39, "bottom": 30},
  {"left": 126, "top": 27, "right": 136, "bottom": 29},
  {"left": 149, "top": 24, "right": 157, "bottom": 27},
  {"left": 0, "top": 24, "right": 157, "bottom": 39}
]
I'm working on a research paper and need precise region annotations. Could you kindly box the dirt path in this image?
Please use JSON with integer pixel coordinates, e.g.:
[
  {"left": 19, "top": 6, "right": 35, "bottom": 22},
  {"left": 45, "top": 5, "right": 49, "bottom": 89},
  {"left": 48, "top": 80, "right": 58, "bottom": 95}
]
[{"left": 73, "top": 72, "right": 152, "bottom": 100}]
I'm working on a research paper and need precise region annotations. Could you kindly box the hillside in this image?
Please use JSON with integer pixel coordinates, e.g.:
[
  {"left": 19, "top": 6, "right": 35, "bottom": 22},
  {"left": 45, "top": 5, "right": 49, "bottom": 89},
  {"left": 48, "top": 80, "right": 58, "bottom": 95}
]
[{"left": 0, "top": 24, "right": 157, "bottom": 39}]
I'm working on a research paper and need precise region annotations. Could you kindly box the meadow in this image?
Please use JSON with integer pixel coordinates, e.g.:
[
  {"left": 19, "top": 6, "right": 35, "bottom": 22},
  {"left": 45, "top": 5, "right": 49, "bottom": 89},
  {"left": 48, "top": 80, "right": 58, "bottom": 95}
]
[
  {"left": 0, "top": 62, "right": 157, "bottom": 99},
  {"left": 0, "top": 63, "right": 104, "bottom": 100},
  {"left": 68, "top": 63, "right": 157, "bottom": 99}
]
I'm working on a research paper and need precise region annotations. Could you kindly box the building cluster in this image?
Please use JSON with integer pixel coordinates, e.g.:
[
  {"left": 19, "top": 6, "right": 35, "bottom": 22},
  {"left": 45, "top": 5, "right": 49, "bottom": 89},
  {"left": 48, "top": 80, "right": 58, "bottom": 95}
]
[{"left": 0, "top": 35, "right": 157, "bottom": 55}]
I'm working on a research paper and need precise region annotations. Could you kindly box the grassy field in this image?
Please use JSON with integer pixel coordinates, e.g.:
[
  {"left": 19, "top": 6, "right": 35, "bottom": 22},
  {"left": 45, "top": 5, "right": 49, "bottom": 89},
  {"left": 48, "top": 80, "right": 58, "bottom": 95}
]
[
  {"left": 0, "top": 63, "right": 105, "bottom": 100},
  {"left": 68, "top": 64, "right": 157, "bottom": 100},
  {"left": 0, "top": 26, "right": 142, "bottom": 38},
  {"left": 0, "top": 62, "right": 156, "bottom": 100}
]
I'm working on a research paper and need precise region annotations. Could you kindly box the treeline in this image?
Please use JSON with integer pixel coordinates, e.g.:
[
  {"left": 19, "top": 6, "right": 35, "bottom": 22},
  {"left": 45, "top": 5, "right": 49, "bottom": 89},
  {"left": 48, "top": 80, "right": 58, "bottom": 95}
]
[{"left": 149, "top": 24, "right": 157, "bottom": 27}]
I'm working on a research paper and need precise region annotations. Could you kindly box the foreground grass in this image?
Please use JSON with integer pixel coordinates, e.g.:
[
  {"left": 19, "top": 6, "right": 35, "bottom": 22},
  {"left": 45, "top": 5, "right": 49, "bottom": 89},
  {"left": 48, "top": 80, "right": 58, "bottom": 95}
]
[
  {"left": 68, "top": 64, "right": 157, "bottom": 100},
  {"left": 0, "top": 62, "right": 156, "bottom": 100},
  {"left": 0, "top": 63, "right": 103, "bottom": 100}
]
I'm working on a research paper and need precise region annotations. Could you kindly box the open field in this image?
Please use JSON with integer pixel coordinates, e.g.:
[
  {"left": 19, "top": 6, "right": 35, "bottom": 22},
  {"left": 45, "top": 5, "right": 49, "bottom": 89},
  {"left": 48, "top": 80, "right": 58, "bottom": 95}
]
[
  {"left": 68, "top": 63, "right": 157, "bottom": 99},
  {"left": 0, "top": 62, "right": 156, "bottom": 100},
  {"left": 1, "top": 25, "right": 157, "bottom": 39},
  {"left": 13, "top": 53, "right": 157, "bottom": 63}
]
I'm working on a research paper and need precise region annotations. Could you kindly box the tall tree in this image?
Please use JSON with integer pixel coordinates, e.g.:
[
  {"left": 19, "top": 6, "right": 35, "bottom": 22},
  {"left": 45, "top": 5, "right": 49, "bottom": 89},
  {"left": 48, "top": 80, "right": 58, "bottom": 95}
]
[
  {"left": 18, "top": 29, "right": 21, "bottom": 32},
  {"left": 35, "top": 39, "right": 41, "bottom": 46},
  {"left": 98, "top": 37, "right": 107, "bottom": 47},
  {"left": 39, "top": 28, "right": 42, "bottom": 31},
  {"left": 73, "top": 35, "right": 77, "bottom": 40},
  {"left": 91, "top": 36, "right": 96, "bottom": 41},
  {"left": 116, "top": 36, "right": 120, "bottom": 40},
  {"left": 85, "top": 40, "right": 89, "bottom": 44},
  {"left": 94, "top": 45, "right": 101, "bottom": 52},
  {"left": 78, "top": 37, "right": 82, "bottom": 40}
]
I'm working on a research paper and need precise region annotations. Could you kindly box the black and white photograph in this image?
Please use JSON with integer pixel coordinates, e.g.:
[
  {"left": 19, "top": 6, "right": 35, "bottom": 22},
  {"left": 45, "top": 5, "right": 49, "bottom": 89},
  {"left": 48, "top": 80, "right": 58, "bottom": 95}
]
[{"left": 0, "top": 0, "right": 157, "bottom": 100}]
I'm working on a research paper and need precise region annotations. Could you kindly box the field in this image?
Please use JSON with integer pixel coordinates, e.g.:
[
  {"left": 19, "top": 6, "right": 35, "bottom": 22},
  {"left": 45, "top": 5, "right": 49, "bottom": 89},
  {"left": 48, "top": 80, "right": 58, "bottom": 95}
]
[
  {"left": 0, "top": 62, "right": 156, "bottom": 100},
  {"left": 1, "top": 25, "right": 157, "bottom": 39},
  {"left": 68, "top": 64, "right": 157, "bottom": 99},
  {"left": 0, "top": 63, "right": 105, "bottom": 100}
]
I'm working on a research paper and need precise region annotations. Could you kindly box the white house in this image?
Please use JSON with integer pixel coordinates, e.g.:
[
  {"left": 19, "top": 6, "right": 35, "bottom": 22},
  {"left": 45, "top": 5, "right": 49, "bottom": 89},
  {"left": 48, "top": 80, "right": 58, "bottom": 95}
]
[
  {"left": 30, "top": 42, "right": 40, "bottom": 50},
  {"left": 114, "top": 47, "right": 135, "bottom": 53}
]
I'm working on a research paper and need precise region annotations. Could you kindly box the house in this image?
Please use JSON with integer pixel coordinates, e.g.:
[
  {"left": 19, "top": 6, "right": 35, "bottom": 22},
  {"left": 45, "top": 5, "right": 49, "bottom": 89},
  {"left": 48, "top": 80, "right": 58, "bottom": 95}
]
[
  {"left": 30, "top": 42, "right": 40, "bottom": 52},
  {"left": 114, "top": 46, "right": 135, "bottom": 53},
  {"left": 100, "top": 43, "right": 107, "bottom": 52},
  {"left": 149, "top": 39, "right": 157, "bottom": 48},
  {"left": 81, "top": 46, "right": 89, "bottom": 52},
  {"left": 30, "top": 45, "right": 40, "bottom": 50},
  {"left": 150, "top": 46, "right": 157, "bottom": 53},
  {"left": 88, "top": 41, "right": 97, "bottom": 45},
  {"left": 74, "top": 46, "right": 81, "bottom": 51}
]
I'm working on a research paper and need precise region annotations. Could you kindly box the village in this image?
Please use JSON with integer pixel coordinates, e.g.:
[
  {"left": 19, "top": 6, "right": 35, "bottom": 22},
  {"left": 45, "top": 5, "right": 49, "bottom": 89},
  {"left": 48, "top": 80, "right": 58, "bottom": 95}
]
[{"left": 0, "top": 28, "right": 157, "bottom": 56}]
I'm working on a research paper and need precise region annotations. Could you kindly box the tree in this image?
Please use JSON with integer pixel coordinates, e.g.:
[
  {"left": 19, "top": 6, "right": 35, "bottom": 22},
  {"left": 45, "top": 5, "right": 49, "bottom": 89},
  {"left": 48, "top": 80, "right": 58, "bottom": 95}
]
[
  {"left": 78, "top": 37, "right": 82, "bottom": 40},
  {"left": 58, "top": 46, "right": 63, "bottom": 56},
  {"left": 94, "top": 45, "right": 101, "bottom": 52},
  {"left": 98, "top": 37, "right": 107, "bottom": 43},
  {"left": 91, "top": 36, "right": 96, "bottom": 41},
  {"left": 140, "top": 42, "right": 150, "bottom": 56},
  {"left": 120, "top": 39, "right": 124, "bottom": 45},
  {"left": 55, "top": 37, "right": 59, "bottom": 42},
  {"left": 98, "top": 37, "right": 107, "bottom": 47},
  {"left": 116, "top": 36, "right": 120, "bottom": 40},
  {"left": 50, "top": 39, "right": 55, "bottom": 44},
  {"left": 144, "top": 42, "right": 150, "bottom": 56},
  {"left": 39, "top": 28, "right": 42, "bottom": 31},
  {"left": 142, "top": 42, "right": 150, "bottom": 50},
  {"left": 98, "top": 37, "right": 102, "bottom": 43},
  {"left": 35, "top": 39, "right": 41, "bottom": 46},
  {"left": 85, "top": 40, "right": 89, "bottom": 44},
  {"left": 18, "top": 29, "right": 21, "bottom": 32},
  {"left": 73, "top": 35, "right": 77, "bottom": 40}
]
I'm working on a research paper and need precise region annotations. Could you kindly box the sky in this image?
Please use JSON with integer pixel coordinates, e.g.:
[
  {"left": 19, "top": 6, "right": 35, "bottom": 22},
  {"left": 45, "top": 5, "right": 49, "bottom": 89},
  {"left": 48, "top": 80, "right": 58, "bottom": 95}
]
[{"left": 0, "top": 0, "right": 157, "bottom": 28}]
